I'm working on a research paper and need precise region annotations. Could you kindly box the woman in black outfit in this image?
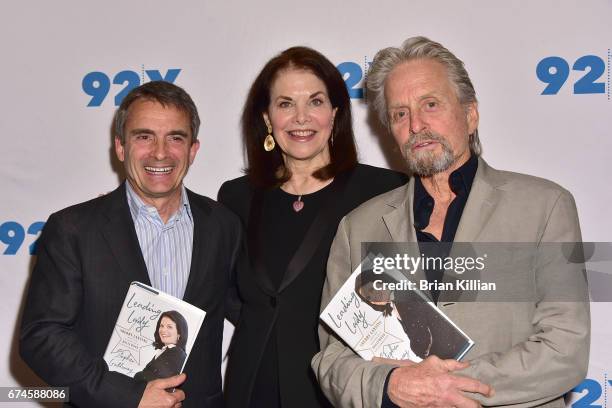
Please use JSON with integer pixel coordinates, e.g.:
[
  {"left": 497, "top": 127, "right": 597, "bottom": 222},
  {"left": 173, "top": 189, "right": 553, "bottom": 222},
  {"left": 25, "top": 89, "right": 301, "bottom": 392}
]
[
  {"left": 219, "top": 46, "right": 407, "bottom": 408},
  {"left": 134, "top": 310, "right": 188, "bottom": 382}
]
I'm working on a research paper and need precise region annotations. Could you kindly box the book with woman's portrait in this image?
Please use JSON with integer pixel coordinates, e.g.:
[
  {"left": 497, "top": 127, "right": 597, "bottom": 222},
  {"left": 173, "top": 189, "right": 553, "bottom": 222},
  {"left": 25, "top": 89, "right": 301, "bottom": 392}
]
[
  {"left": 103, "top": 282, "right": 206, "bottom": 380},
  {"left": 321, "top": 255, "right": 473, "bottom": 362}
]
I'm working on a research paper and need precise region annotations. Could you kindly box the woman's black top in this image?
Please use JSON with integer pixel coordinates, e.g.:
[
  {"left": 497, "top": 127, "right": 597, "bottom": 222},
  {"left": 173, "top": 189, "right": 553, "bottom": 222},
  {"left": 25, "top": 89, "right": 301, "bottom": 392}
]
[
  {"left": 218, "top": 164, "right": 408, "bottom": 408},
  {"left": 133, "top": 346, "right": 187, "bottom": 383}
]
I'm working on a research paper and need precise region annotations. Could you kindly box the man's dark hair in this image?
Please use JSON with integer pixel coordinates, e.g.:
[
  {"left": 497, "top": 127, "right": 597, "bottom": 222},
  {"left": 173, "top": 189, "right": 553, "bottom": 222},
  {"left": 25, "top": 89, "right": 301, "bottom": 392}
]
[{"left": 114, "top": 81, "right": 200, "bottom": 144}]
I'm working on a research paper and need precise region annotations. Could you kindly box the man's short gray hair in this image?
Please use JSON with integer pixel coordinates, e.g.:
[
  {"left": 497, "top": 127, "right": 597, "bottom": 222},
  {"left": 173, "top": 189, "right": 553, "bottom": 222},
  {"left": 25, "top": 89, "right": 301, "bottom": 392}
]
[{"left": 366, "top": 36, "right": 481, "bottom": 156}]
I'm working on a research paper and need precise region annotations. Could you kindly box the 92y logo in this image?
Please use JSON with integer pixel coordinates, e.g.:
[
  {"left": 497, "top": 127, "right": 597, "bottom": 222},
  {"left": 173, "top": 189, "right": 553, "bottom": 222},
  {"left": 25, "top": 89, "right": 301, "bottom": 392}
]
[
  {"left": 1, "top": 221, "right": 45, "bottom": 255},
  {"left": 536, "top": 53, "right": 608, "bottom": 96},
  {"left": 336, "top": 57, "right": 372, "bottom": 100},
  {"left": 82, "top": 68, "right": 181, "bottom": 107},
  {"left": 570, "top": 376, "right": 612, "bottom": 407}
]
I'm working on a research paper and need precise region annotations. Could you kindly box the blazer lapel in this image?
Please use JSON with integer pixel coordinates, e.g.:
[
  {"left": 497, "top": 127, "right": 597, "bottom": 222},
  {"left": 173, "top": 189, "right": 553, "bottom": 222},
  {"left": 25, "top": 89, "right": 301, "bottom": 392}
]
[
  {"left": 381, "top": 181, "right": 432, "bottom": 298},
  {"left": 382, "top": 182, "right": 416, "bottom": 243},
  {"left": 440, "top": 158, "right": 505, "bottom": 303},
  {"left": 247, "top": 189, "right": 277, "bottom": 297},
  {"left": 100, "top": 183, "right": 150, "bottom": 285},
  {"left": 453, "top": 158, "right": 504, "bottom": 243},
  {"left": 182, "top": 190, "right": 212, "bottom": 303}
]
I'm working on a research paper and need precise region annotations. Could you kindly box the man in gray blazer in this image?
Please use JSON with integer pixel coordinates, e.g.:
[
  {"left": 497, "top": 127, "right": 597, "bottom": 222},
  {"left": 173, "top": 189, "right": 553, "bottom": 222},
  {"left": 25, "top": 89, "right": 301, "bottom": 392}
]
[{"left": 313, "top": 37, "right": 590, "bottom": 407}]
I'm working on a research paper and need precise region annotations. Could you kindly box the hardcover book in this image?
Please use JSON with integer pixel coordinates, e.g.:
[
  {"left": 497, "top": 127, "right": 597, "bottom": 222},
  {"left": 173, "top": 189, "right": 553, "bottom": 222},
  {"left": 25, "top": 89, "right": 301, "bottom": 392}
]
[
  {"left": 320, "top": 257, "right": 474, "bottom": 362},
  {"left": 103, "top": 282, "right": 206, "bottom": 380}
]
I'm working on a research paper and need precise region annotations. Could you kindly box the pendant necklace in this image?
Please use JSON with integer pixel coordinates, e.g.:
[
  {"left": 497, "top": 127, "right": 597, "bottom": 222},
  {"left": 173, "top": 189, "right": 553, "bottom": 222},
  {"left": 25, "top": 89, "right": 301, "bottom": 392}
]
[
  {"left": 287, "top": 182, "right": 305, "bottom": 212},
  {"left": 292, "top": 195, "right": 304, "bottom": 212},
  {"left": 288, "top": 177, "right": 332, "bottom": 213}
]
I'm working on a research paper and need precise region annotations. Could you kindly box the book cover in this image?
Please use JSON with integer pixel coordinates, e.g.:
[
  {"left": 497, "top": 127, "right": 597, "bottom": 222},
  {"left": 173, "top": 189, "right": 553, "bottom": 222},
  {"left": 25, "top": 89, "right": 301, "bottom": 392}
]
[
  {"left": 103, "top": 282, "right": 206, "bottom": 380},
  {"left": 320, "top": 256, "right": 474, "bottom": 362}
]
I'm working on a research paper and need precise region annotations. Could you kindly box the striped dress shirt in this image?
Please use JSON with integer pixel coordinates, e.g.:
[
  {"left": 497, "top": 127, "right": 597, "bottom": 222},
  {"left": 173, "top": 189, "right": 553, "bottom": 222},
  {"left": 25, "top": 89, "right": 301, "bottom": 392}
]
[{"left": 126, "top": 182, "right": 193, "bottom": 299}]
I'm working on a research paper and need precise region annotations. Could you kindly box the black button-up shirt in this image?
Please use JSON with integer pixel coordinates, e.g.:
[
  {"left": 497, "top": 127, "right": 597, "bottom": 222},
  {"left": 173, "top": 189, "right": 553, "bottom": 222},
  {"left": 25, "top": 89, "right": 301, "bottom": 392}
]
[
  {"left": 382, "top": 155, "right": 478, "bottom": 408},
  {"left": 413, "top": 154, "right": 478, "bottom": 303}
]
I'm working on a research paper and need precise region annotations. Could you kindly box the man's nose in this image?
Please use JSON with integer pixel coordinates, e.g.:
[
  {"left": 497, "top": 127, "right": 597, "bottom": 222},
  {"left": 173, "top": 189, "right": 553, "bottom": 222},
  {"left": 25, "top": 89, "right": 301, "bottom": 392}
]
[
  {"left": 410, "top": 111, "right": 427, "bottom": 135},
  {"left": 153, "top": 138, "right": 168, "bottom": 160}
]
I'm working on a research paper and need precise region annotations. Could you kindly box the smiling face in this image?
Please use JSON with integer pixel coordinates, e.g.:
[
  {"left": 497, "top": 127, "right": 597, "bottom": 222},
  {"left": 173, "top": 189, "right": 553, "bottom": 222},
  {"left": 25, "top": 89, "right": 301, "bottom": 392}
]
[
  {"left": 263, "top": 68, "right": 337, "bottom": 170},
  {"left": 158, "top": 316, "right": 180, "bottom": 346},
  {"left": 384, "top": 59, "right": 478, "bottom": 177},
  {"left": 114, "top": 99, "right": 200, "bottom": 210}
]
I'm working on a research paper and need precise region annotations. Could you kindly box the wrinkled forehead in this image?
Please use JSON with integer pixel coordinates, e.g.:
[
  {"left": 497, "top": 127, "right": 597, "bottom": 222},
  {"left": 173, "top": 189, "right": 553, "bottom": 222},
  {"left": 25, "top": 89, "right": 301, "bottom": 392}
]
[
  {"left": 384, "top": 59, "right": 460, "bottom": 104},
  {"left": 127, "top": 97, "right": 190, "bottom": 118}
]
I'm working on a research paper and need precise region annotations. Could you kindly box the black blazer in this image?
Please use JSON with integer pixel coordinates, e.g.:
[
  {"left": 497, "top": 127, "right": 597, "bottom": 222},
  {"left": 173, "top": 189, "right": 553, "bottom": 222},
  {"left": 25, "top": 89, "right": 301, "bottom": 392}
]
[
  {"left": 20, "top": 183, "right": 242, "bottom": 408},
  {"left": 134, "top": 346, "right": 187, "bottom": 383},
  {"left": 218, "top": 164, "right": 407, "bottom": 408}
]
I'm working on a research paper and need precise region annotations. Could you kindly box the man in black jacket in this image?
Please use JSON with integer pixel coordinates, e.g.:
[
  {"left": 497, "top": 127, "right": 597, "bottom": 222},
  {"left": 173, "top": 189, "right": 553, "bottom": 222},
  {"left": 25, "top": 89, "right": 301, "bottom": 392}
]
[{"left": 20, "top": 81, "right": 241, "bottom": 408}]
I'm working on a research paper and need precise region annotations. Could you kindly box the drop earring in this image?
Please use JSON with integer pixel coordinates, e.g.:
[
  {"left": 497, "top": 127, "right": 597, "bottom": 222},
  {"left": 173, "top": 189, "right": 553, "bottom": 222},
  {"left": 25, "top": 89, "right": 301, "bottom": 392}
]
[{"left": 264, "top": 122, "right": 275, "bottom": 152}]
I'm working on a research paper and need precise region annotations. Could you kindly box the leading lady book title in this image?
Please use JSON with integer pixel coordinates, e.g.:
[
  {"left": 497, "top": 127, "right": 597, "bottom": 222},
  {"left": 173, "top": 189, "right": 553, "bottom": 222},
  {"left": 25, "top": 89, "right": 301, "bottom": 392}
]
[
  {"left": 104, "top": 282, "right": 206, "bottom": 379},
  {"left": 321, "top": 255, "right": 474, "bottom": 362}
]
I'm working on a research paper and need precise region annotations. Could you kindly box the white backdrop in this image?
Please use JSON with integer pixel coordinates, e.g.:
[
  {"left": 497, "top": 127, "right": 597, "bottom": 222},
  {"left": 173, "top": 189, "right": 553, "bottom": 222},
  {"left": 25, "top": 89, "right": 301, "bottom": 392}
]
[{"left": 1, "top": 1, "right": 610, "bottom": 406}]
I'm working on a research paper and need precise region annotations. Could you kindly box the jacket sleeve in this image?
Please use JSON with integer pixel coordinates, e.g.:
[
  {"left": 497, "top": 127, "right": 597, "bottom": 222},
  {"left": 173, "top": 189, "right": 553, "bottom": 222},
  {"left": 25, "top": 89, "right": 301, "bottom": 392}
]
[
  {"left": 458, "top": 190, "right": 590, "bottom": 406},
  {"left": 225, "top": 223, "right": 245, "bottom": 326},
  {"left": 217, "top": 181, "right": 245, "bottom": 326},
  {"left": 19, "top": 213, "right": 146, "bottom": 408},
  {"left": 312, "top": 217, "right": 397, "bottom": 408}
]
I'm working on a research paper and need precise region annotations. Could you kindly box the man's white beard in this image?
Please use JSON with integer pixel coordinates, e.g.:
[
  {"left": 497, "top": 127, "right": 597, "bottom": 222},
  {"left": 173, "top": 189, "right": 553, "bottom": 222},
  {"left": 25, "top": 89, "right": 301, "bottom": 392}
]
[{"left": 403, "top": 131, "right": 455, "bottom": 177}]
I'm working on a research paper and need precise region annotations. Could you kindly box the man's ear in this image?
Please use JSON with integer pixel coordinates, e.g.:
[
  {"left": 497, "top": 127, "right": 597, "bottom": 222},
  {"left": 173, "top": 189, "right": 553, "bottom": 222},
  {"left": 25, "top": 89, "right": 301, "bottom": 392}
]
[
  {"left": 466, "top": 102, "right": 479, "bottom": 136},
  {"left": 189, "top": 140, "right": 200, "bottom": 165},
  {"left": 114, "top": 137, "right": 125, "bottom": 162}
]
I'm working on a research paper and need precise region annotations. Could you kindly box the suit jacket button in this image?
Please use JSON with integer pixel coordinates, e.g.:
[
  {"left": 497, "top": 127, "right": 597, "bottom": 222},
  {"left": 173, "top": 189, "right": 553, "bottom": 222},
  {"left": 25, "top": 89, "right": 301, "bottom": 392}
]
[{"left": 270, "top": 296, "right": 277, "bottom": 308}]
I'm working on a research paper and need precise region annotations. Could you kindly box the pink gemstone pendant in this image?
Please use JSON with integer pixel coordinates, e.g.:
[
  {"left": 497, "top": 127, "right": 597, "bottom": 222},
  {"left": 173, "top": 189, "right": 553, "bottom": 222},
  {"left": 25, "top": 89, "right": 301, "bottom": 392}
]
[{"left": 292, "top": 199, "right": 304, "bottom": 212}]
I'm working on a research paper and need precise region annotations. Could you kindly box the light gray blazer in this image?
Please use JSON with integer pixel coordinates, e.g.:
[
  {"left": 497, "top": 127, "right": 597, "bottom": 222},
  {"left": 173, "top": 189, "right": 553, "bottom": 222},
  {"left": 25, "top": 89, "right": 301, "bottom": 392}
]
[{"left": 312, "top": 158, "right": 590, "bottom": 407}]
